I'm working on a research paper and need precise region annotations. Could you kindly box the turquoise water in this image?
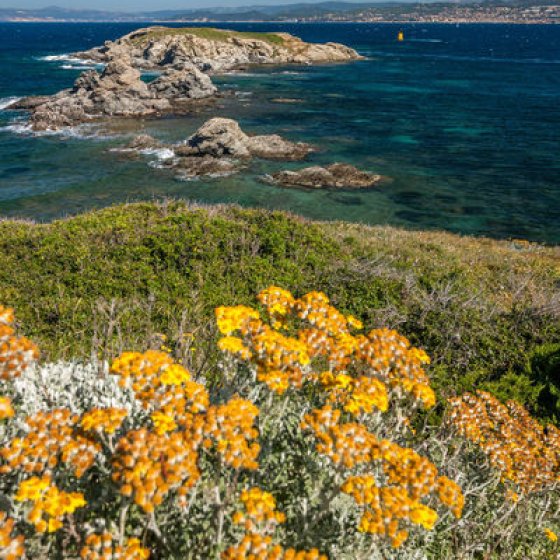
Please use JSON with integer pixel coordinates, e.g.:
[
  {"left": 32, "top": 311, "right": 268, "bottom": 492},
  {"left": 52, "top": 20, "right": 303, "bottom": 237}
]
[{"left": 1, "top": 22, "right": 559, "bottom": 242}]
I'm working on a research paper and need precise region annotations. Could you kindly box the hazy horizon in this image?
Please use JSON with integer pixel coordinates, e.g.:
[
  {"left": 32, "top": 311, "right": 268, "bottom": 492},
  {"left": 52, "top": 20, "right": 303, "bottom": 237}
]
[{"left": 0, "top": 0, "right": 404, "bottom": 11}]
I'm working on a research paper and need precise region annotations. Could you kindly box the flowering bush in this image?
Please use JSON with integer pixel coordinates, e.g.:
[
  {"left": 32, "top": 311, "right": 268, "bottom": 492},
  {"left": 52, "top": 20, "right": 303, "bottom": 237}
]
[{"left": 0, "top": 291, "right": 559, "bottom": 559}]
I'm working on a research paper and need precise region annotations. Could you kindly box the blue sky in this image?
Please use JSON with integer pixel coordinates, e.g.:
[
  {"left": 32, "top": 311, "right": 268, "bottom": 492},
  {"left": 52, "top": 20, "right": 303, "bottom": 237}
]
[{"left": 0, "top": 0, "right": 382, "bottom": 10}]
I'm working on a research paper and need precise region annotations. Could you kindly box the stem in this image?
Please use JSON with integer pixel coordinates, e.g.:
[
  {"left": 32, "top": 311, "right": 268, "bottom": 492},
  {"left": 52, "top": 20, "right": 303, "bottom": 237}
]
[{"left": 118, "top": 503, "right": 129, "bottom": 546}]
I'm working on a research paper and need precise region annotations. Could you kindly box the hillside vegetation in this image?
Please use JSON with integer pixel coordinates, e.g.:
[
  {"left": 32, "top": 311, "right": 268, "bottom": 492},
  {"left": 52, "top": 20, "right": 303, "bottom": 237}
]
[
  {"left": 0, "top": 201, "right": 559, "bottom": 418},
  {"left": 132, "top": 27, "right": 286, "bottom": 46}
]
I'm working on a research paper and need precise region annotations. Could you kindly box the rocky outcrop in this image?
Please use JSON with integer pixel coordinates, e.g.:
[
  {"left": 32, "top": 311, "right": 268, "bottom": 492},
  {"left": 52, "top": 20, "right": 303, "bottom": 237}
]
[
  {"left": 265, "top": 164, "right": 383, "bottom": 190},
  {"left": 121, "top": 117, "right": 314, "bottom": 179},
  {"left": 11, "top": 56, "right": 217, "bottom": 130},
  {"left": 177, "top": 118, "right": 313, "bottom": 161},
  {"left": 147, "top": 64, "right": 217, "bottom": 99},
  {"left": 76, "top": 27, "right": 363, "bottom": 74}
]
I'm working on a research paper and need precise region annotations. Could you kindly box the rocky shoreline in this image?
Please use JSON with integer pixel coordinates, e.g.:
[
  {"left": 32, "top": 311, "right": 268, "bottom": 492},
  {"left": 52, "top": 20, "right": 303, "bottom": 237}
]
[{"left": 6, "top": 27, "right": 383, "bottom": 190}]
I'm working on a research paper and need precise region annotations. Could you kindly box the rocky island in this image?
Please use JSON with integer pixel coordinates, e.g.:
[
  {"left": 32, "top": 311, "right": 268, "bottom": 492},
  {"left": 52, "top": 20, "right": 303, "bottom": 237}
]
[
  {"left": 75, "top": 26, "right": 363, "bottom": 73},
  {"left": 7, "top": 27, "right": 361, "bottom": 131}
]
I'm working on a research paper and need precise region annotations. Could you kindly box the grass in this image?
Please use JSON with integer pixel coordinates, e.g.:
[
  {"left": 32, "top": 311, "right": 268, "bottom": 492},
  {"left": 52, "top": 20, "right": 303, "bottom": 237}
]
[
  {"left": 132, "top": 27, "right": 286, "bottom": 47},
  {"left": 1, "top": 200, "right": 559, "bottom": 419}
]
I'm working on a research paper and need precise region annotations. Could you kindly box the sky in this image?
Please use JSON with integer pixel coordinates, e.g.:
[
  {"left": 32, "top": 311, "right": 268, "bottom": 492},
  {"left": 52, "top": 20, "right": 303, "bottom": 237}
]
[{"left": 0, "top": 0, "right": 383, "bottom": 11}]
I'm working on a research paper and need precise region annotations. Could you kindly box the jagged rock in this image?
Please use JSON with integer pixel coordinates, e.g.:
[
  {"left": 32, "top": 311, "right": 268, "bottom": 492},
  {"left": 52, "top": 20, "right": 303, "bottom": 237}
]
[
  {"left": 75, "top": 27, "right": 363, "bottom": 74},
  {"left": 21, "top": 56, "right": 217, "bottom": 130},
  {"left": 178, "top": 118, "right": 313, "bottom": 161},
  {"left": 178, "top": 118, "right": 253, "bottom": 158},
  {"left": 7, "top": 96, "right": 52, "bottom": 111},
  {"left": 265, "top": 164, "right": 383, "bottom": 190},
  {"left": 148, "top": 66, "right": 217, "bottom": 99}
]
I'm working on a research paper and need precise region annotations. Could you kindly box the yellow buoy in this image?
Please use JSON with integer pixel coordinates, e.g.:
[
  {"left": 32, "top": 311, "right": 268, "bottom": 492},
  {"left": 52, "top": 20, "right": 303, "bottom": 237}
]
[{"left": 398, "top": 31, "right": 404, "bottom": 42}]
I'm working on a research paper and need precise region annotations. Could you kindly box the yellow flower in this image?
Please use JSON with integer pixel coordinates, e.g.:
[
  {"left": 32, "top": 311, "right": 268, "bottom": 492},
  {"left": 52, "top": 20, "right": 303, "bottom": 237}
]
[
  {"left": 160, "top": 364, "right": 191, "bottom": 386},
  {"left": 320, "top": 372, "right": 353, "bottom": 390},
  {"left": 218, "top": 336, "right": 252, "bottom": 360},
  {"left": 409, "top": 503, "right": 438, "bottom": 531},
  {"left": 151, "top": 411, "right": 178, "bottom": 435},
  {"left": 346, "top": 315, "right": 363, "bottom": 330},
  {"left": 544, "top": 528, "right": 558, "bottom": 542},
  {"left": 0, "top": 396, "right": 14, "bottom": 420},
  {"left": 15, "top": 476, "right": 51, "bottom": 502}
]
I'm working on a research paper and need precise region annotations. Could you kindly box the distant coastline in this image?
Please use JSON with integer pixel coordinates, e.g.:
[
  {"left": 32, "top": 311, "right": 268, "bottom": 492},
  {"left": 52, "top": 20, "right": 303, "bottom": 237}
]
[
  {"left": 2, "top": 19, "right": 559, "bottom": 25},
  {"left": 1, "top": 2, "right": 560, "bottom": 25}
]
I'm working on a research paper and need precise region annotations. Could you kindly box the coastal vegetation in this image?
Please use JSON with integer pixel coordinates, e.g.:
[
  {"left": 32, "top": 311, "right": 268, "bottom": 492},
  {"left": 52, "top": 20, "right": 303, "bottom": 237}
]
[
  {"left": 1, "top": 282, "right": 559, "bottom": 559},
  {"left": 130, "top": 27, "right": 286, "bottom": 47},
  {"left": 0, "top": 201, "right": 559, "bottom": 420}
]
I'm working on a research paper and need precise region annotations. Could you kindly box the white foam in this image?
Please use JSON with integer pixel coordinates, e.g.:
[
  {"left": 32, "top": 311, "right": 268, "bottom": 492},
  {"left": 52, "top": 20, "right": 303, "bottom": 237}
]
[
  {"left": 1, "top": 121, "right": 111, "bottom": 140},
  {"left": 39, "top": 54, "right": 102, "bottom": 66},
  {"left": 61, "top": 64, "right": 97, "bottom": 71},
  {"left": 0, "top": 97, "right": 21, "bottom": 111},
  {"left": 140, "top": 148, "right": 175, "bottom": 161}
]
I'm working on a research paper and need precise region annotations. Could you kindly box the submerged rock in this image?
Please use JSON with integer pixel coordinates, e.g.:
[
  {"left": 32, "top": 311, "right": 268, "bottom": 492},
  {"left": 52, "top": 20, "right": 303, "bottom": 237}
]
[
  {"left": 125, "top": 134, "right": 165, "bottom": 151},
  {"left": 265, "top": 164, "right": 383, "bottom": 190}
]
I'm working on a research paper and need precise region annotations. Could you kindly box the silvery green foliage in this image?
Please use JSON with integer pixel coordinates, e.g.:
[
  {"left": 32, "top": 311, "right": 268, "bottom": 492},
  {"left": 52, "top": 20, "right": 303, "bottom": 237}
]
[{"left": 10, "top": 361, "right": 140, "bottom": 416}]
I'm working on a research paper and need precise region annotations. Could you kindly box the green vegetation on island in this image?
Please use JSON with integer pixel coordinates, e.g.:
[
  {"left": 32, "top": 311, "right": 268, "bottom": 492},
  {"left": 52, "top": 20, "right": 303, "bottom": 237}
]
[{"left": 130, "top": 27, "right": 286, "bottom": 46}]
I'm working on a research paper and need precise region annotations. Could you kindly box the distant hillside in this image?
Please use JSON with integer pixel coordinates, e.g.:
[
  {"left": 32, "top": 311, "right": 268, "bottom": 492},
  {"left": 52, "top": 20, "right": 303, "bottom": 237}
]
[{"left": 1, "top": 1, "right": 559, "bottom": 22}]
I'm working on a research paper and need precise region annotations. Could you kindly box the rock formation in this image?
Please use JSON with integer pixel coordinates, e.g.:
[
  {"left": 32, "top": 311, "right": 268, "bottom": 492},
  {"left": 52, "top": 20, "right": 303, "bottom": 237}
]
[
  {"left": 9, "top": 56, "right": 217, "bottom": 130},
  {"left": 177, "top": 118, "right": 313, "bottom": 161},
  {"left": 76, "top": 27, "right": 363, "bottom": 73},
  {"left": 121, "top": 117, "right": 314, "bottom": 179},
  {"left": 264, "top": 164, "right": 383, "bottom": 190}
]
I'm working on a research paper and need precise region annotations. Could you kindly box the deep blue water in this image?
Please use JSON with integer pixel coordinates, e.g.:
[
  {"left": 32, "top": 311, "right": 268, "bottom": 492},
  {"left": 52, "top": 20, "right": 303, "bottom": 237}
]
[{"left": 0, "top": 22, "right": 559, "bottom": 243}]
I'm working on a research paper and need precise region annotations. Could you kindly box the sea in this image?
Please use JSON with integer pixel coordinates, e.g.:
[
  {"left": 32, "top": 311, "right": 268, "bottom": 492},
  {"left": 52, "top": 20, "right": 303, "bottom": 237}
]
[{"left": 0, "top": 22, "right": 559, "bottom": 243}]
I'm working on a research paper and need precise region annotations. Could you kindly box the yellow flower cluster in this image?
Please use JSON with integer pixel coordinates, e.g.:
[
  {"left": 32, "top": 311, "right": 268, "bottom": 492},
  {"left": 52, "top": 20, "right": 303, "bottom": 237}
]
[
  {"left": 257, "top": 286, "right": 295, "bottom": 329},
  {"left": 217, "top": 288, "right": 434, "bottom": 410},
  {"left": 0, "top": 512, "right": 25, "bottom": 560},
  {"left": 80, "top": 532, "right": 150, "bottom": 559},
  {"left": 222, "top": 533, "right": 326, "bottom": 560},
  {"left": 232, "top": 487, "right": 286, "bottom": 532},
  {"left": 302, "top": 406, "right": 379, "bottom": 468},
  {"left": 111, "top": 351, "right": 208, "bottom": 419},
  {"left": 448, "top": 391, "right": 560, "bottom": 494},
  {"left": 342, "top": 476, "right": 438, "bottom": 548},
  {"left": 202, "top": 398, "right": 260, "bottom": 470},
  {"left": 226, "top": 488, "right": 326, "bottom": 560},
  {"left": 214, "top": 288, "right": 459, "bottom": 549},
  {"left": 1, "top": 409, "right": 101, "bottom": 478},
  {"left": 112, "top": 428, "right": 200, "bottom": 513},
  {"left": 303, "top": 406, "right": 463, "bottom": 546},
  {"left": 0, "top": 305, "right": 38, "bottom": 382},
  {"left": 216, "top": 305, "right": 261, "bottom": 336},
  {"left": 107, "top": 347, "right": 261, "bottom": 514},
  {"left": 81, "top": 408, "right": 128, "bottom": 435},
  {"left": 15, "top": 475, "right": 86, "bottom": 533}
]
